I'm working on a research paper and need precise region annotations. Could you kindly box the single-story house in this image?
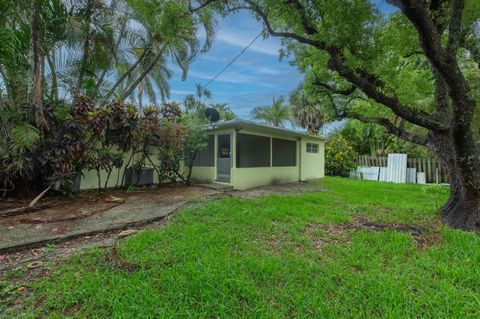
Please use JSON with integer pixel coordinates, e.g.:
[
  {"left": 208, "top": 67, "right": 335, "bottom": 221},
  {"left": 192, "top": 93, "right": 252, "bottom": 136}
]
[
  {"left": 79, "top": 119, "right": 325, "bottom": 191},
  {"left": 190, "top": 119, "right": 325, "bottom": 190}
]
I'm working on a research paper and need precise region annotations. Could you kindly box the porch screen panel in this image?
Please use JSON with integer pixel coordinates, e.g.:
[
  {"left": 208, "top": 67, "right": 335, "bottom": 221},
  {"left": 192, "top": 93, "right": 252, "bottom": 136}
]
[
  {"left": 192, "top": 135, "right": 214, "bottom": 167},
  {"left": 272, "top": 138, "right": 296, "bottom": 167},
  {"left": 236, "top": 133, "right": 270, "bottom": 167}
]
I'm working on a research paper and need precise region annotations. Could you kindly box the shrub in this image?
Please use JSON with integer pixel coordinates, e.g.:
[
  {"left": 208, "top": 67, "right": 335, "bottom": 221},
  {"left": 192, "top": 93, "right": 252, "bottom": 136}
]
[
  {"left": 325, "top": 134, "right": 358, "bottom": 177},
  {"left": 0, "top": 97, "right": 195, "bottom": 196}
]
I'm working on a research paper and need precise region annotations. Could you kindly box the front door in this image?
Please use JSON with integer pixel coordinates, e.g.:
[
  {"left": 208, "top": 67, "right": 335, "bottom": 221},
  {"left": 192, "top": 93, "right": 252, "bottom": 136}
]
[{"left": 216, "top": 134, "right": 231, "bottom": 182}]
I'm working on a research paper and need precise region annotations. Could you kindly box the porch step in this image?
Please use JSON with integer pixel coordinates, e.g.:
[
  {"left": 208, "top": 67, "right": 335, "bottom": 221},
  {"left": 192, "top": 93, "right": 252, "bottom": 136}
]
[{"left": 198, "top": 183, "right": 233, "bottom": 191}]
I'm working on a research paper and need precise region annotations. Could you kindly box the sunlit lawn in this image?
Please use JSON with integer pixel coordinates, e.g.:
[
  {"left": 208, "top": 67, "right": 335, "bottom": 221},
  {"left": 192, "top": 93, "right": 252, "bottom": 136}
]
[{"left": 3, "top": 177, "right": 480, "bottom": 318}]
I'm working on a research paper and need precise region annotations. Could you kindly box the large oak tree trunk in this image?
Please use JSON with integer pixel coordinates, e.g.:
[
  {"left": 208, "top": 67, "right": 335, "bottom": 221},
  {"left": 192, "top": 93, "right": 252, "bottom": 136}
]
[
  {"left": 442, "top": 165, "right": 480, "bottom": 230},
  {"left": 430, "top": 130, "right": 480, "bottom": 231}
]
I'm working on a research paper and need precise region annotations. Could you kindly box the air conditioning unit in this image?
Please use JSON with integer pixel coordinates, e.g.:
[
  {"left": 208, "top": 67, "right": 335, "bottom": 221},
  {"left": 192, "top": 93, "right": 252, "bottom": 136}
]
[
  {"left": 124, "top": 167, "right": 154, "bottom": 186},
  {"left": 52, "top": 173, "right": 81, "bottom": 193}
]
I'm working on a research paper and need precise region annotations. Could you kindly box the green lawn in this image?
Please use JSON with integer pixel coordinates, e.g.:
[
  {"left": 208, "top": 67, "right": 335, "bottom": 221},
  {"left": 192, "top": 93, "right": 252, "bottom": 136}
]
[{"left": 4, "top": 177, "right": 480, "bottom": 318}]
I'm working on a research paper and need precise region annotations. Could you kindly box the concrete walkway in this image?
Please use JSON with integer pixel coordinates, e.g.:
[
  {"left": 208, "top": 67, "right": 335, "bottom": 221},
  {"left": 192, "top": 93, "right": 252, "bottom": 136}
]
[
  {"left": 0, "top": 187, "right": 219, "bottom": 253},
  {"left": 227, "top": 182, "right": 323, "bottom": 198},
  {"left": 0, "top": 182, "right": 323, "bottom": 253}
]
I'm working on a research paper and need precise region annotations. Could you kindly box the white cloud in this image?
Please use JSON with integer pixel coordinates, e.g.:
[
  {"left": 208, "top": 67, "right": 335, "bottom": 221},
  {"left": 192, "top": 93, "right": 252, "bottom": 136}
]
[
  {"left": 215, "top": 29, "right": 281, "bottom": 56},
  {"left": 255, "top": 66, "right": 282, "bottom": 75},
  {"left": 187, "top": 70, "right": 213, "bottom": 81},
  {"left": 170, "top": 89, "right": 195, "bottom": 95},
  {"left": 188, "top": 69, "right": 255, "bottom": 84}
]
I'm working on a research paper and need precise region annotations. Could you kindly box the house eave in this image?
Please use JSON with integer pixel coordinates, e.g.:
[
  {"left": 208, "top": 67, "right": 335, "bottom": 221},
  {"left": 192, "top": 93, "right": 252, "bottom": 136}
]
[{"left": 203, "top": 119, "right": 326, "bottom": 141}]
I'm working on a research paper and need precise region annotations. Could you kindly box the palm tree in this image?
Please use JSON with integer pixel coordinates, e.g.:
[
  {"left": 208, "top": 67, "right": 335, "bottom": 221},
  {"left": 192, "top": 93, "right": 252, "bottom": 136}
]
[
  {"left": 250, "top": 96, "right": 290, "bottom": 127},
  {"left": 102, "top": 0, "right": 217, "bottom": 104},
  {"left": 183, "top": 84, "right": 212, "bottom": 121},
  {"left": 210, "top": 103, "right": 236, "bottom": 121},
  {"left": 118, "top": 50, "right": 173, "bottom": 108},
  {"left": 0, "top": 98, "right": 40, "bottom": 197},
  {"left": 43, "top": 0, "right": 118, "bottom": 100},
  {"left": 0, "top": 0, "right": 217, "bottom": 107},
  {"left": 0, "top": 0, "right": 38, "bottom": 105},
  {"left": 290, "top": 89, "right": 324, "bottom": 134}
]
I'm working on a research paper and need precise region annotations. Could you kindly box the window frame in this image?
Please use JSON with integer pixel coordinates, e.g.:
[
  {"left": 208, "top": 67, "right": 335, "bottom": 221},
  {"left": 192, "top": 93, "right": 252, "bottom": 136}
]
[
  {"left": 306, "top": 142, "right": 319, "bottom": 154},
  {"left": 192, "top": 135, "right": 215, "bottom": 167},
  {"left": 272, "top": 138, "right": 297, "bottom": 167},
  {"left": 236, "top": 133, "right": 271, "bottom": 168}
]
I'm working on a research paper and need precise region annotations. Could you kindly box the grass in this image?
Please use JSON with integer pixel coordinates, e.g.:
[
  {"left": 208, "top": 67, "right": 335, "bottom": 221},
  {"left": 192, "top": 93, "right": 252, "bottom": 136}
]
[{"left": 3, "top": 177, "right": 480, "bottom": 318}]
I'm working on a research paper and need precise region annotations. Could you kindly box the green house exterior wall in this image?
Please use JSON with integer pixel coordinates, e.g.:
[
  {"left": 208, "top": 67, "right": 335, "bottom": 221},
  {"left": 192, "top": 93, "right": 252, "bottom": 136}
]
[
  {"left": 80, "top": 125, "right": 325, "bottom": 190},
  {"left": 190, "top": 126, "right": 325, "bottom": 190},
  {"left": 299, "top": 137, "right": 325, "bottom": 181},
  {"left": 80, "top": 151, "right": 164, "bottom": 190}
]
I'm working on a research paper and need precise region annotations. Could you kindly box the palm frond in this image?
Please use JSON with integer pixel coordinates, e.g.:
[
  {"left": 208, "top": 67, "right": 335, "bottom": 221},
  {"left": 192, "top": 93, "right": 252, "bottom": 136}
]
[{"left": 11, "top": 123, "right": 40, "bottom": 153}]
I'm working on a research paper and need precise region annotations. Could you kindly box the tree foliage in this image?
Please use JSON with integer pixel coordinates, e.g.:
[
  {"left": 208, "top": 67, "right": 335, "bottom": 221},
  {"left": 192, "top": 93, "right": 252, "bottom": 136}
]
[
  {"left": 325, "top": 134, "right": 358, "bottom": 177},
  {"left": 290, "top": 87, "right": 323, "bottom": 134},
  {"left": 206, "top": 0, "right": 480, "bottom": 230},
  {"left": 0, "top": 0, "right": 219, "bottom": 195},
  {"left": 339, "top": 120, "right": 433, "bottom": 158},
  {"left": 250, "top": 96, "right": 290, "bottom": 127},
  {"left": 183, "top": 83, "right": 236, "bottom": 122}
]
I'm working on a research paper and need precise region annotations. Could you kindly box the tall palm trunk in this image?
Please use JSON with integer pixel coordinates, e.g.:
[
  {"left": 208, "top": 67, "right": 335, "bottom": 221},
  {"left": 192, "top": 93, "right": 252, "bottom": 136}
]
[
  {"left": 93, "top": 20, "right": 128, "bottom": 98},
  {"left": 31, "top": 0, "right": 47, "bottom": 129},
  {"left": 104, "top": 48, "right": 150, "bottom": 101},
  {"left": 138, "top": 83, "right": 143, "bottom": 109},
  {"left": 74, "top": 0, "right": 94, "bottom": 99},
  {"left": 46, "top": 49, "right": 58, "bottom": 101},
  {"left": 120, "top": 48, "right": 165, "bottom": 101}
]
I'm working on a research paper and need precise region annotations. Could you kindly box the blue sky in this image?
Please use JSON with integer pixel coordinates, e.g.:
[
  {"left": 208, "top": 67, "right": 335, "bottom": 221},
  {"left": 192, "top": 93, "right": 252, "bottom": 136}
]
[
  {"left": 168, "top": 1, "right": 397, "bottom": 120},
  {"left": 169, "top": 10, "right": 300, "bottom": 119}
]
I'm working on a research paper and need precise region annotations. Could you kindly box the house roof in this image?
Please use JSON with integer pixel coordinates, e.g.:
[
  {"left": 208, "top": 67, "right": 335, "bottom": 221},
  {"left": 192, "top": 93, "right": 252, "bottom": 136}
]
[{"left": 205, "top": 119, "right": 326, "bottom": 141}]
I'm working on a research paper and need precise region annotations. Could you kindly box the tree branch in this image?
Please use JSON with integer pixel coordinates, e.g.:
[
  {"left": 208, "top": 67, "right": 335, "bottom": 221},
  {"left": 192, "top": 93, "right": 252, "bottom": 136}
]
[
  {"left": 348, "top": 113, "right": 429, "bottom": 146},
  {"left": 388, "top": 0, "right": 474, "bottom": 115},
  {"left": 313, "top": 79, "right": 356, "bottom": 95},
  {"left": 285, "top": 0, "right": 317, "bottom": 35},
  {"left": 246, "top": 1, "right": 449, "bottom": 132},
  {"left": 74, "top": 0, "right": 94, "bottom": 99},
  {"left": 446, "top": 0, "right": 464, "bottom": 56},
  {"left": 388, "top": 1, "right": 447, "bottom": 67},
  {"left": 94, "top": 19, "right": 128, "bottom": 98},
  {"left": 433, "top": 69, "right": 450, "bottom": 115},
  {"left": 189, "top": 0, "right": 218, "bottom": 13},
  {"left": 326, "top": 52, "right": 448, "bottom": 131},
  {"left": 244, "top": 1, "right": 327, "bottom": 48}
]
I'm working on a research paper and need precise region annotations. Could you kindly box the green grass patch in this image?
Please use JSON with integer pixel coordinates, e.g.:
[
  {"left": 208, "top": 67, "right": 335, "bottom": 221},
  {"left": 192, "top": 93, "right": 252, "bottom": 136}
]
[{"left": 6, "top": 177, "right": 480, "bottom": 318}]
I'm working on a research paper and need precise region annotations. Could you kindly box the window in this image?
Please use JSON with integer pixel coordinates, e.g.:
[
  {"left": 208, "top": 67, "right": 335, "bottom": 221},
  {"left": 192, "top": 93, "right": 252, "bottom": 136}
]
[
  {"left": 236, "top": 133, "right": 270, "bottom": 168},
  {"left": 192, "top": 135, "right": 214, "bottom": 166},
  {"left": 272, "top": 138, "right": 296, "bottom": 167},
  {"left": 217, "top": 134, "right": 231, "bottom": 159},
  {"left": 306, "top": 143, "right": 319, "bottom": 153}
]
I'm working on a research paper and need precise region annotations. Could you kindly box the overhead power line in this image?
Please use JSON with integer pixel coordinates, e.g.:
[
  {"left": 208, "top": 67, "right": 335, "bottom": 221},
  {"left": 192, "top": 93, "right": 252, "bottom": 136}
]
[{"left": 203, "top": 32, "right": 262, "bottom": 88}]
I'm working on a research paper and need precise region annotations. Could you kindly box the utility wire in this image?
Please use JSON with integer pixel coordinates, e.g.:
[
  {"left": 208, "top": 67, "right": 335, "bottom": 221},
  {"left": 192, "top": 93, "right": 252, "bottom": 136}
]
[{"left": 203, "top": 32, "right": 262, "bottom": 88}]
